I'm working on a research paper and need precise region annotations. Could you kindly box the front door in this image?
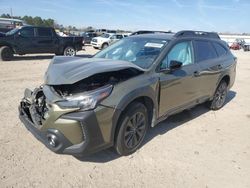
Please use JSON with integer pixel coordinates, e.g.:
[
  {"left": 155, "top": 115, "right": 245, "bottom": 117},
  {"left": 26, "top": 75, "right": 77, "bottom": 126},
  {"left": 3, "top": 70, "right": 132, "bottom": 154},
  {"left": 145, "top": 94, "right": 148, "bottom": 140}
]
[
  {"left": 15, "top": 27, "right": 37, "bottom": 53},
  {"left": 158, "top": 40, "right": 201, "bottom": 117}
]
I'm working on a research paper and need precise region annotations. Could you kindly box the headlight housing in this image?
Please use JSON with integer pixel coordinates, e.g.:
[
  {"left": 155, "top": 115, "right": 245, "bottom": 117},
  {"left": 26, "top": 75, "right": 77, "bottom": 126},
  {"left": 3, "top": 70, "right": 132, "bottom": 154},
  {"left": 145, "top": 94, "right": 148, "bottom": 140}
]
[{"left": 56, "top": 85, "right": 113, "bottom": 110}]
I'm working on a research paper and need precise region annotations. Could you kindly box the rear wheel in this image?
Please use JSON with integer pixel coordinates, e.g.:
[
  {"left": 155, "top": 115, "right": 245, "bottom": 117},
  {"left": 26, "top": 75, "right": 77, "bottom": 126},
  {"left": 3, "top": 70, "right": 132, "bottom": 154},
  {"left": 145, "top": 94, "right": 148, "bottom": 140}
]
[
  {"left": 115, "top": 102, "right": 148, "bottom": 156},
  {"left": 207, "top": 80, "right": 228, "bottom": 110},
  {"left": 0, "top": 46, "right": 13, "bottom": 61},
  {"left": 63, "top": 46, "right": 76, "bottom": 56}
]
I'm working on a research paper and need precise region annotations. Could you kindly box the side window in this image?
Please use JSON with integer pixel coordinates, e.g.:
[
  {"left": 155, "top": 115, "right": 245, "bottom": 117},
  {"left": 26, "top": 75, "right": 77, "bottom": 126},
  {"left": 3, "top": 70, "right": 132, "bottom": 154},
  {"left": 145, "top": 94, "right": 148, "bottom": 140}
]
[
  {"left": 116, "top": 35, "right": 123, "bottom": 39},
  {"left": 213, "top": 42, "right": 227, "bottom": 57},
  {"left": 37, "top": 28, "right": 52, "bottom": 37},
  {"left": 161, "top": 41, "right": 193, "bottom": 69},
  {"left": 194, "top": 40, "right": 217, "bottom": 62},
  {"left": 20, "top": 27, "right": 34, "bottom": 37}
]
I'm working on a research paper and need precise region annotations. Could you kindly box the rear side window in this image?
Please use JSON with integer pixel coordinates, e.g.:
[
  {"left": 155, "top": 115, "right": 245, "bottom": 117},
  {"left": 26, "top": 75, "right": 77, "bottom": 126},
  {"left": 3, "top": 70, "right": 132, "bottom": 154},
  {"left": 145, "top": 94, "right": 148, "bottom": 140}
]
[
  {"left": 37, "top": 28, "right": 52, "bottom": 37},
  {"left": 213, "top": 42, "right": 227, "bottom": 57},
  {"left": 194, "top": 40, "right": 217, "bottom": 62}
]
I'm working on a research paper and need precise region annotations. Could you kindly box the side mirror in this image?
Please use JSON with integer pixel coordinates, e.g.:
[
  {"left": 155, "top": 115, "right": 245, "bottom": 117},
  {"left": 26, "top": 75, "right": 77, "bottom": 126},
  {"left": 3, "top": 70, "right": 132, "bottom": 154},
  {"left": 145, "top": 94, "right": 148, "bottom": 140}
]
[
  {"left": 169, "top": 60, "right": 182, "bottom": 70},
  {"left": 160, "top": 60, "right": 183, "bottom": 73}
]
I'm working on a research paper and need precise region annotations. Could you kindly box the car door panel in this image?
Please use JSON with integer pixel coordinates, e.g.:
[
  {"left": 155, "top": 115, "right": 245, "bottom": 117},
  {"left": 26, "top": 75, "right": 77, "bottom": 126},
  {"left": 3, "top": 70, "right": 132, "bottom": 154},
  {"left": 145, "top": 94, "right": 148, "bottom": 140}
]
[
  {"left": 159, "top": 64, "right": 201, "bottom": 117},
  {"left": 34, "top": 28, "right": 58, "bottom": 53},
  {"left": 14, "top": 27, "right": 37, "bottom": 53},
  {"left": 158, "top": 40, "right": 202, "bottom": 117},
  {"left": 193, "top": 40, "right": 222, "bottom": 98}
]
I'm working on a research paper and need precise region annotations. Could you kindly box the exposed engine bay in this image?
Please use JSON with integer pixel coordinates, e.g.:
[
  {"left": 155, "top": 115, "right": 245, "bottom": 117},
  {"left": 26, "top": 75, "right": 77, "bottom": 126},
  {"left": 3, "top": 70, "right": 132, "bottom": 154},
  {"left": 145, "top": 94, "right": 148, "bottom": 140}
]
[{"left": 52, "top": 68, "right": 142, "bottom": 97}]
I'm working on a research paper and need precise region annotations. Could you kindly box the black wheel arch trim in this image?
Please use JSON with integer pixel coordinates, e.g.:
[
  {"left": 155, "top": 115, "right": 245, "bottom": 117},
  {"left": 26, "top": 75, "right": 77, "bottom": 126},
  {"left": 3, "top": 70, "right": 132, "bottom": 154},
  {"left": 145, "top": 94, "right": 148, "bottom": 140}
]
[{"left": 111, "top": 85, "right": 159, "bottom": 144}]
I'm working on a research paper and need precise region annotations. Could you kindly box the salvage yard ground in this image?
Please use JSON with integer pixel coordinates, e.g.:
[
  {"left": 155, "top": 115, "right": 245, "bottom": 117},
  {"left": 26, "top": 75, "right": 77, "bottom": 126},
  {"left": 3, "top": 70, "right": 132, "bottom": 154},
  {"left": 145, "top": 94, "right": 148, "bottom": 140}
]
[{"left": 0, "top": 47, "right": 250, "bottom": 188}]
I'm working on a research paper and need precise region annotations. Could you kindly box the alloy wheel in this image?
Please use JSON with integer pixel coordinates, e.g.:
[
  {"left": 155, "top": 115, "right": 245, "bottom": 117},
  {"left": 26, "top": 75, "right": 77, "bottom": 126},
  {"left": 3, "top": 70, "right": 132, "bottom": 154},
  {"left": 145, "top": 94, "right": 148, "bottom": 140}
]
[
  {"left": 214, "top": 82, "right": 227, "bottom": 108},
  {"left": 124, "top": 112, "right": 146, "bottom": 149}
]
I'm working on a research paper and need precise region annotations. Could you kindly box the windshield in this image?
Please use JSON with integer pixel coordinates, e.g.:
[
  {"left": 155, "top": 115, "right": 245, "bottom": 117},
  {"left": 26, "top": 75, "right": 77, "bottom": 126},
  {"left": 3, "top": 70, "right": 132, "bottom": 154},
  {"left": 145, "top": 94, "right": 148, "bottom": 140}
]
[
  {"left": 94, "top": 37, "right": 168, "bottom": 69},
  {"left": 100, "top": 33, "right": 111, "bottom": 38},
  {"left": 5, "top": 28, "right": 19, "bottom": 36}
]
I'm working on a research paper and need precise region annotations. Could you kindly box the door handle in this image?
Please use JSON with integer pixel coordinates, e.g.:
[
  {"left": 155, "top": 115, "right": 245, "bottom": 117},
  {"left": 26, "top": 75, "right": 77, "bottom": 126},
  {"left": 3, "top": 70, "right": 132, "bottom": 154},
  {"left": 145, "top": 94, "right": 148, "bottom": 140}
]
[{"left": 193, "top": 71, "right": 200, "bottom": 77}]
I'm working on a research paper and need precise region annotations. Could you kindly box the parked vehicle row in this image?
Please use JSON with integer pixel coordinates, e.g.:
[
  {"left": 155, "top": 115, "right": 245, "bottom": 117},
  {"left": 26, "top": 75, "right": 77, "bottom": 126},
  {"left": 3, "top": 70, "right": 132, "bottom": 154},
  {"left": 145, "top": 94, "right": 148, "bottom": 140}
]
[
  {"left": 229, "top": 38, "right": 250, "bottom": 51},
  {"left": 19, "top": 30, "right": 236, "bottom": 156},
  {"left": 0, "top": 26, "right": 84, "bottom": 61}
]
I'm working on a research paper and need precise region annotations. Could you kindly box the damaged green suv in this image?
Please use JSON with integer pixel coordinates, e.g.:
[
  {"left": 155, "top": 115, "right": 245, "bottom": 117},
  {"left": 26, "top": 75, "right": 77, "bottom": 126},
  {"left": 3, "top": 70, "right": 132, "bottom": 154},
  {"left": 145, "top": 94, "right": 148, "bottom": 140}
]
[{"left": 19, "top": 31, "right": 236, "bottom": 156}]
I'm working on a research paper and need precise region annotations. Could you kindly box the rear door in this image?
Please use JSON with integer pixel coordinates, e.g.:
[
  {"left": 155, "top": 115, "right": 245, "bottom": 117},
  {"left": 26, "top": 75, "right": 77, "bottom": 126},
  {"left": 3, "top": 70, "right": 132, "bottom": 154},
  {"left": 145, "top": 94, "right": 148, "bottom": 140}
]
[
  {"left": 193, "top": 40, "right": 222, "bottom": 97},
  {"left": 158, "top": 40, "right": 202, "bottom": 117},
  {"left": 34, "top": 27, "right": 59, "bottom": 53}
]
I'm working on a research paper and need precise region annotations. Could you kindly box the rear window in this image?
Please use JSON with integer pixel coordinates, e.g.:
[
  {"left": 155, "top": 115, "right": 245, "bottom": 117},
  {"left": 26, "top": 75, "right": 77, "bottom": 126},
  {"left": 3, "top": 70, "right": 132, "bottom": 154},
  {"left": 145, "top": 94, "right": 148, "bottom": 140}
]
[
  {"left": 37, "top": 28, "right": 52, "bottom": 37},
  {"left": 213, "top": 42, "right": 227, "bottom": 57},
  {"left": 194, "top": 40, "right": 218, "bottom": 62}
]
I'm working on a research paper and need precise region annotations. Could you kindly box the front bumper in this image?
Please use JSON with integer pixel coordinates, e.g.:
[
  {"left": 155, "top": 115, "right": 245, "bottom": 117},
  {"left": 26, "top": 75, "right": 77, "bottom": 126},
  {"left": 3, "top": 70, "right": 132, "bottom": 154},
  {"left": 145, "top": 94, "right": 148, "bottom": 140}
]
[
  {"left": 91, "top": 42, "right": 101, "bottom": 48},
  {"left": 18, "top": 88, "right": 115, "bottom": 156}
]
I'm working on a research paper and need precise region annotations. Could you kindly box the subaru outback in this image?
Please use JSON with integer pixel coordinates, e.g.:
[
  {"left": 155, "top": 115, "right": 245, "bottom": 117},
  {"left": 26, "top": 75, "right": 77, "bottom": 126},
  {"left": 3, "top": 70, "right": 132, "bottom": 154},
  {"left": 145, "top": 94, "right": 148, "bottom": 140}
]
[{"left": 19, "top": 30, "right": 236, "bottom": 156}]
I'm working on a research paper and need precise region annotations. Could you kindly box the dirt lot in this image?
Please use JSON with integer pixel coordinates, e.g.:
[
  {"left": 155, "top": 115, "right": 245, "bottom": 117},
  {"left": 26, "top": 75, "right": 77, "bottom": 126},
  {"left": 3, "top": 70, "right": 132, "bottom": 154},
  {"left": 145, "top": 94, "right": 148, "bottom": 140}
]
[{"left": 0, "top": 47, "right": 249, "bottom": 188}]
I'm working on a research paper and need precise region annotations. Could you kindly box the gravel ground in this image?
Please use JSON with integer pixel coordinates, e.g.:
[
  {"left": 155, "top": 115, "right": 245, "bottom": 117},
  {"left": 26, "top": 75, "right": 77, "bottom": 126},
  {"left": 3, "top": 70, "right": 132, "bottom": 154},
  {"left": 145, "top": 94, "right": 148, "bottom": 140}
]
[{"left": 0, "top": 47, "right": 249, "bottom": 188}]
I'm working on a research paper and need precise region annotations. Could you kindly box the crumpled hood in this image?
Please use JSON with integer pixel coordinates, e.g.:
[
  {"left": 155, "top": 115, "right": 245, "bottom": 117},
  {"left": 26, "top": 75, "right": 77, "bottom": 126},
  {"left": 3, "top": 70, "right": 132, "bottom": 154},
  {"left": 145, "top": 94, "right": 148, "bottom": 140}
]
[{"left": 44, "top": 56, "right": 144, "bottom": 85}]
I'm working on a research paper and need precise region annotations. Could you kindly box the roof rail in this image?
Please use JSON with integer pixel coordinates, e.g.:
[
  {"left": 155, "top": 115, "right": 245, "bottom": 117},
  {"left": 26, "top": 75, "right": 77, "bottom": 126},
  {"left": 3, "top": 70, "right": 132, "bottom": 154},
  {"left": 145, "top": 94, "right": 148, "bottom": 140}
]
[{"left": 174, "top": 30, "right": 220, "bottom": 39}]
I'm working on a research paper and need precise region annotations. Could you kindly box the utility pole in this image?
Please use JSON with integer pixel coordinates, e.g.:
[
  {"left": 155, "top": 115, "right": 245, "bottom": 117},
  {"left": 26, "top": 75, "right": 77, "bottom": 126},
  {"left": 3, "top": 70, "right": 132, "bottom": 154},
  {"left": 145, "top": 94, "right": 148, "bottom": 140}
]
[{"left": 10, "top": 7, "right": 13, "bottom": 18}]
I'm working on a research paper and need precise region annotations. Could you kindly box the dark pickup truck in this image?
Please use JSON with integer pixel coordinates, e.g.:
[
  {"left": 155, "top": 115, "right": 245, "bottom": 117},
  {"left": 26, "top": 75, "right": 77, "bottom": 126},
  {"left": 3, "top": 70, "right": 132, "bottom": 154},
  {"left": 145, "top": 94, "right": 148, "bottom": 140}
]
[{"left": 0, "top": 26, "right": 83, "bottom": 61}]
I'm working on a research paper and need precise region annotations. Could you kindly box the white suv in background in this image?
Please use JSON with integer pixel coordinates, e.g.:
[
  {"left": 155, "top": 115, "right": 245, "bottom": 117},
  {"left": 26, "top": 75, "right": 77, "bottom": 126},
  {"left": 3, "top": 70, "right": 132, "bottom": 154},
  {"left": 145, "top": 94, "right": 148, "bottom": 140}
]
[{"left": 91, "top": 33, "right": 126, "bottom": 49}]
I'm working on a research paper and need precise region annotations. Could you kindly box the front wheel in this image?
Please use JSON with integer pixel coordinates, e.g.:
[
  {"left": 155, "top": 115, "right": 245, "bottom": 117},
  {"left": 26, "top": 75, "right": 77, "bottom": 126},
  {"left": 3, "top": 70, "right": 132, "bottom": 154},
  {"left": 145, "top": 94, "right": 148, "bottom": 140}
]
[
  {"left": 0, "top": 46, "right": 13, "bottom": 61},
  {"left": 63, "top": 46, "right": 76, "bottom": 56},
  {"left": 115, "top": 102, "right": 149, "bottom": 156},
  {"left": 102, "top": 43, "right": 108, "bottom": 49},
  {"left": 207, "top": 80, "right": 228, "bottom": 110}
]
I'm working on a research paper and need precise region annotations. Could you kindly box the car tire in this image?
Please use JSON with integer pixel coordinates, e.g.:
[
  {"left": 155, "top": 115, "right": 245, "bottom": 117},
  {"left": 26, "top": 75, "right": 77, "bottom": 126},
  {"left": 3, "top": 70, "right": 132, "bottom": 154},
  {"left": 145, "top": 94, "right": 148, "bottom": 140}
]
[
  {"left": 115, "top": 102, "right": 149, "bottom": 156},
  {"left": 0, "top": 46, "right": 13, "bottom": 61},
  {"left": 63, "top": 46, "right": 76, "bottom": 56},
  {"left": 102, "top": 43, "right": 108, "bottom": 49},
  {"left": 207, "top": 80, "right": 228, "bottom": 110}
]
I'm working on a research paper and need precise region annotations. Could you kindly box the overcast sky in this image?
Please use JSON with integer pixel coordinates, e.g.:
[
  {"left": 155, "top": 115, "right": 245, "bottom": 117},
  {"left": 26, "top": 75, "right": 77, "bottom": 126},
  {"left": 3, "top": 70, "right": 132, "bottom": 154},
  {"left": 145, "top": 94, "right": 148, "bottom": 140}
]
[{"left": 0, "top": 0, "right": 249, "bottom": 33}]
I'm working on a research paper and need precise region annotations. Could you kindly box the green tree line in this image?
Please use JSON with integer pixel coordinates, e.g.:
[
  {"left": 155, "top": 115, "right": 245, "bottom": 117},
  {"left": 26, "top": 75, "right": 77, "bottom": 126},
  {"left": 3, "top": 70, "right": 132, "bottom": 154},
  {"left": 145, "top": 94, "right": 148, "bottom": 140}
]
[{"left": 1, "top": 13, "right": 55, "bottom": 27}]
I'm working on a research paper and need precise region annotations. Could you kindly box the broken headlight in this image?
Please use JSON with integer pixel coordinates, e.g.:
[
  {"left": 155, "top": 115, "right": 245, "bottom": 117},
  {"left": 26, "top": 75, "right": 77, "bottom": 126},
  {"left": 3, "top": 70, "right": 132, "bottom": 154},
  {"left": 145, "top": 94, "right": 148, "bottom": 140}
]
[{"left": 56, "top": 85, "right": 113, "bottom": 110}]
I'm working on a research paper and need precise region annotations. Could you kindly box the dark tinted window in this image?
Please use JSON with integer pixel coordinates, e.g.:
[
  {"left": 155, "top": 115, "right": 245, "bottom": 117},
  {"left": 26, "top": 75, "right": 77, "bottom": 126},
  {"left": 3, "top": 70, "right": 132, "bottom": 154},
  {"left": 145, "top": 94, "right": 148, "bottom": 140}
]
[
  {"left": 20, "top": 27, "right": 34, "bottom": 37},
  {"left": 37, "top": 28, "right": 52, "bottom": 37},
  {"left": 116, "top": 35, "right": 123, "bottom": 39},
  {"left": 194, "top": 40, "right": 217, "bottom": 62},
  {"left": 213, "top": 42, "right": 227, "bottom": 57}
]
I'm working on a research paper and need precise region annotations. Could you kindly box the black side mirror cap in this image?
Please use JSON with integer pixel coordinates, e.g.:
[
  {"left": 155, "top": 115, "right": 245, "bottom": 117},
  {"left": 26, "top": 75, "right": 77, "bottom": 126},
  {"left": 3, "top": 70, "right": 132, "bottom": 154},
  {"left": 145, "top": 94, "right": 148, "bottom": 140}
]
[
  {"left": 159, "top": 60, "right": 183, "bottom": 73},
  {"left": 169, "top": 60, "right": 183, "bottom": 70}
]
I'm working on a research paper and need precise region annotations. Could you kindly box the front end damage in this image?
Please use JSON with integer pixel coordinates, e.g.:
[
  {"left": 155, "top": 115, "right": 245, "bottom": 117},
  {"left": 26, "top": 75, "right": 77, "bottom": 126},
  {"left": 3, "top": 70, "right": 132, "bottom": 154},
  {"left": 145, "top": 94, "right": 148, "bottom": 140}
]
[{"left": 19, "top": 58, "right": 143, "bottom": 155}]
